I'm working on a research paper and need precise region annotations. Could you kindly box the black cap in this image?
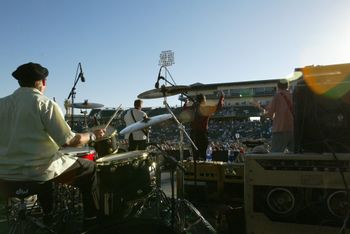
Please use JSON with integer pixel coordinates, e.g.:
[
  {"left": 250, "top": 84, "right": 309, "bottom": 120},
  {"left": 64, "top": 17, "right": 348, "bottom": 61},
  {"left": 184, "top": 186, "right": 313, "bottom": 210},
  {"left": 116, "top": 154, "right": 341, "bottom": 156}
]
[{"left": 12, "top": 62, "right": 48, "bottom": 81}]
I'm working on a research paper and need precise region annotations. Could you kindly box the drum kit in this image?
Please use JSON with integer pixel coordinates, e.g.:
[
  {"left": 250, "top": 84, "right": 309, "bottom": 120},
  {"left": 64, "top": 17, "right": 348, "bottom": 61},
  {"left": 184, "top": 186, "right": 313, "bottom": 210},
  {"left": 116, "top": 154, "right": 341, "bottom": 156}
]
[{"left": 63, "top": 85, "right": 213, "bottom": 233}]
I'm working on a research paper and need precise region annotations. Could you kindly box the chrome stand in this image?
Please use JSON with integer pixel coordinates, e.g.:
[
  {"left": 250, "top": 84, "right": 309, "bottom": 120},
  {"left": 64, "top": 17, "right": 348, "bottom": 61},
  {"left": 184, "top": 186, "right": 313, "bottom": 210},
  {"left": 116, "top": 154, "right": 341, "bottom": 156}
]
[{"left": 162, "top": 97, "right": 197, "bottom": 198}]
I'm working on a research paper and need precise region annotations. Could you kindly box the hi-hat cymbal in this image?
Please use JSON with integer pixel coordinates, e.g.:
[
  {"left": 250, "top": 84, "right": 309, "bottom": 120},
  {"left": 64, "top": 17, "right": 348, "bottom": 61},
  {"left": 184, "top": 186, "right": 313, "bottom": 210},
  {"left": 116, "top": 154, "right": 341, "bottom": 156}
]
[
  {"left": 137, "top": 85, "right": 189, "bottom": 99},
  {"left": 120, "top": 114, "right": 172, "bottom": 135},
  {"left": 69, "top": 102, "right": 104, "bottom": 109}
]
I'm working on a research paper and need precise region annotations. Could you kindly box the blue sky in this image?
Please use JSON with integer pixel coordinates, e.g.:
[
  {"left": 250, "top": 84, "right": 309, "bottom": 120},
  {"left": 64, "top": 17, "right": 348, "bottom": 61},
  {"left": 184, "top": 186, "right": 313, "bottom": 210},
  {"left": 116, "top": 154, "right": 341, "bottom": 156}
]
[{"left": 1, "top": 0, "right": 350, "bottom": 110}]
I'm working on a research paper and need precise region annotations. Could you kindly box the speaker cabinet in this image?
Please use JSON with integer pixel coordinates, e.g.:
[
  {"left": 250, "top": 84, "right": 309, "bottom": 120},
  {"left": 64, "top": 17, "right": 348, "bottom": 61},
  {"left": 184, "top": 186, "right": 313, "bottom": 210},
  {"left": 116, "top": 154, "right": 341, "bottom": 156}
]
[
  {"left": 245, "top": 153, "right": 350, "bottom": 234},
  {"left": 177, "top": 161, "right": 244, "bottom": 204},
  {"left": 294, "top": 63, "right": 350, "bottom": 153}
]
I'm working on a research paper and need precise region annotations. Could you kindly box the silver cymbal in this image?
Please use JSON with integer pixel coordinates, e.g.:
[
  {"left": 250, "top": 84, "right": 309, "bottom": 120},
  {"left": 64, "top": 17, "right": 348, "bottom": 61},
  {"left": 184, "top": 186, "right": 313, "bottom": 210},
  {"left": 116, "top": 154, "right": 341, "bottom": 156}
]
[
  {"left": 68, "top": 102, "right": 104, "bottom": 109},
  {"left": 137, "top": 85, "right": 189, "bottom": 99},
  {"left": 120, "top": 114, "right": 172, "bottom": 135}
]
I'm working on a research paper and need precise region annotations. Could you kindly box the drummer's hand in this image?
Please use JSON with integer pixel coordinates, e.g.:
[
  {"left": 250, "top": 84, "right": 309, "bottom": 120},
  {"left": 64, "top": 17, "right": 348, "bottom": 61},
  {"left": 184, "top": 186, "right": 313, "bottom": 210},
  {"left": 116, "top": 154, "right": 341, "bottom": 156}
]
[{"left": 93, "top": 128, "right": 106, "bottom": 140}]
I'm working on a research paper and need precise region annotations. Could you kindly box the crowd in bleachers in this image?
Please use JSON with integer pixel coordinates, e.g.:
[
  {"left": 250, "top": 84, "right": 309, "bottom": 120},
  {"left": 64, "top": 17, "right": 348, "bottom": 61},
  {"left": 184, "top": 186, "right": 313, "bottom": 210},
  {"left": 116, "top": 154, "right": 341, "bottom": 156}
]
[
  {"left": 72, "top": 105, "right": 272, "bottom": 151},
  {"left": 215, "top": 105, "right": 262, "bottom": 118},
  {"left": 144, "top": 105, "right": 272, "bottom": 151}
]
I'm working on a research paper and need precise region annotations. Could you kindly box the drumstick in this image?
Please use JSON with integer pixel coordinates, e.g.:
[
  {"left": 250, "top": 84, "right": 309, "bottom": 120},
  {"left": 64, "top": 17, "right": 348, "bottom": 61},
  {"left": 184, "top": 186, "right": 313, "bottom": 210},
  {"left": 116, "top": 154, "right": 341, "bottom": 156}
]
[{"left": 104, "top": 104, "right": 122, "bottom": 131}]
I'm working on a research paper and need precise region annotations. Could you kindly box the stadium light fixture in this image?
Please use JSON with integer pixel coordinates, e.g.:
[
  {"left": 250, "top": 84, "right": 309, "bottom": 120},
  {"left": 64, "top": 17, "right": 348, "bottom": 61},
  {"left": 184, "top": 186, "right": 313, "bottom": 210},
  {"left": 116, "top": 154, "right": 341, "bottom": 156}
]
[{"left": 159, "top": 50, "right": 175, "bottom": 67}]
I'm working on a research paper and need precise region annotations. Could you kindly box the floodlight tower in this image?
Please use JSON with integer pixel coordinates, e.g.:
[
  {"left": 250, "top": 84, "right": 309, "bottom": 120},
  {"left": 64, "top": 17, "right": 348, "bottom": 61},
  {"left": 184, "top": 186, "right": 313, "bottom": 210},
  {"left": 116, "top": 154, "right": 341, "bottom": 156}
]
[
  {"left": 159, "top": 50, "right": 175, "bottom": 67},
  {"left": 158, "top": 50, "right": 176, "bottom": 86}
]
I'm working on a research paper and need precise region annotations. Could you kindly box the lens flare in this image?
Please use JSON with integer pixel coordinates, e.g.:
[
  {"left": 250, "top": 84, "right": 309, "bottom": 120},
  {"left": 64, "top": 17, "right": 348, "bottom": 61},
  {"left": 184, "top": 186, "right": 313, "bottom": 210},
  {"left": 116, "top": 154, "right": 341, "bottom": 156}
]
[{"left": 301, "top": 64, "right": 350, "bottom": 103}]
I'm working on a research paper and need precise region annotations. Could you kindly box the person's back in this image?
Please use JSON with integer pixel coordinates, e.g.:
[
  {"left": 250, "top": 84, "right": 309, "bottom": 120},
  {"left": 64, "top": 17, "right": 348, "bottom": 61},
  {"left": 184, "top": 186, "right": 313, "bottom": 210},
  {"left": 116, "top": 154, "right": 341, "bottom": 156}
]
[
  {"left": 124, "top": 99, "right": 148, "bottom": 150},
  {"left": 0, "top": 62, "right": 106, "bottom": 231},
  {"left": 0, "top": 74, "right": 71, "bottom": 181},
  {"left": 267, "top": 89, "right": 294, "bottom": 133},
  {"left": 264, "top": 79, "right": 294, "bottom": 152}
]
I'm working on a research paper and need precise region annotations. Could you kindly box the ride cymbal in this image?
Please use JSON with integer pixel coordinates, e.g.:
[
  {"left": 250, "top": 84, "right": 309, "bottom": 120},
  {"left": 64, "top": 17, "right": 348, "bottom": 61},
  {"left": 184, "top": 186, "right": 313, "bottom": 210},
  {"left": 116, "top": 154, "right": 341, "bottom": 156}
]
[
  {"left": 69, "top": 102, "right": 104, "bottom": 109},
  {"left": 137, "top": 85, "right": 189, "bottom": 99}
]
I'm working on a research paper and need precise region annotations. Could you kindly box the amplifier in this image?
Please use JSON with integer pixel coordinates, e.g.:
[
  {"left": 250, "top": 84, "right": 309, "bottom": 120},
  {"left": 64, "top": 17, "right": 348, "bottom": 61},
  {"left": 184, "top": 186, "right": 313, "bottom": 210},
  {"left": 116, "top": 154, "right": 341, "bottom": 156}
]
[
  {"left": 177, "top": 160, "right": 244, "bottom": 204},
  {"left": 223, "top": 162, "right": 244, "bottom": 204},
  {"left": 245, "top": 153, "right": 350, "bottom": 234}
]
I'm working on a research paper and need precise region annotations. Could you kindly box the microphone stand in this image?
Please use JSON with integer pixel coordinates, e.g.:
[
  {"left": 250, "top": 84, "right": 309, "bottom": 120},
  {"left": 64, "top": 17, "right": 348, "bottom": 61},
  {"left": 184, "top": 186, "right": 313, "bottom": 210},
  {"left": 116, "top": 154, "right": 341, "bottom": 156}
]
[
  {"left": 67, "top": 63, "right": 83, "bottom": 128},
  {"left": 156, "top": 68, "right": 198, "bottom": 199},
  {"left": 156, "top": 73, "right": 198, "bottom": 199},
  {"left": 157, "top": 76, "right": 194, "bottom": 102}
]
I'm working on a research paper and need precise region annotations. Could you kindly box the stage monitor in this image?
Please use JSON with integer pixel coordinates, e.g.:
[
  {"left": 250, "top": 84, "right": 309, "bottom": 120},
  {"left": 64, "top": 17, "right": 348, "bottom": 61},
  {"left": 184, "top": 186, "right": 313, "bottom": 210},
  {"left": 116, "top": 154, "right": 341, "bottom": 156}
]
[{"left": 245, "top": 153, "right": 350, "bottom": 234}]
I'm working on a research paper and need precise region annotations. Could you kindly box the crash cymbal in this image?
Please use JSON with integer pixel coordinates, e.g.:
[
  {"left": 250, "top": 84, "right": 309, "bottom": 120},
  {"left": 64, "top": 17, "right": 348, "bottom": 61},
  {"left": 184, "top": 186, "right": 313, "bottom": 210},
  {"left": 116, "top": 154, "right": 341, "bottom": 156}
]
[
  {"left": 70, "top": 102, "right": 104, "bottom": 109},
  {"left": 120, "top": 114, "right": 172, "bottom": 135},
  {"left": 137, "top": 85, "right": 189, "bottom": 99}
]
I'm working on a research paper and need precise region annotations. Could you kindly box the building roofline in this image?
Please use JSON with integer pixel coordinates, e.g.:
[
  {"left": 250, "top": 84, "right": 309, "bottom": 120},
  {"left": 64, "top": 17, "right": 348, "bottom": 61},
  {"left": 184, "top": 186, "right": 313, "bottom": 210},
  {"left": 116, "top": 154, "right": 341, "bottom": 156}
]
[{"left": 189, "top": 78, "right": 281, "bottom": 90}]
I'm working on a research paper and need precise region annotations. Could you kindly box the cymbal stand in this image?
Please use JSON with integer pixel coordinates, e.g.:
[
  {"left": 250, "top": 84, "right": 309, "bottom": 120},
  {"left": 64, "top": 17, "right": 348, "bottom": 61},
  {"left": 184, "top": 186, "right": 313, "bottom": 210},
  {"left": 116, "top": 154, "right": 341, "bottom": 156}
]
[
  {"left": 80, "top": 109, "right": 89, "bottom": 132},
  {"left": 145, "top": 143, "right": 186, "bottom": 229},
  {"left": 162, "top": 95, "right": 198, "bottom": 199},
  {"left": 132, "top": 150, "right": 172, "bottom": 221}
]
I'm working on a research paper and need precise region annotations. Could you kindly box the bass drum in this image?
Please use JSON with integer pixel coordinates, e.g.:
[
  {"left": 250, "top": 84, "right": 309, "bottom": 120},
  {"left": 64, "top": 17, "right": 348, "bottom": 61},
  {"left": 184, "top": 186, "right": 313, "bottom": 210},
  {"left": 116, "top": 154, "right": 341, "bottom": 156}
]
[
  {"left": 101, "top": 218, "right": 177, "bottom": 234},
  {"left": 96, "top": 151, "right": 152, "bottom": 217}
]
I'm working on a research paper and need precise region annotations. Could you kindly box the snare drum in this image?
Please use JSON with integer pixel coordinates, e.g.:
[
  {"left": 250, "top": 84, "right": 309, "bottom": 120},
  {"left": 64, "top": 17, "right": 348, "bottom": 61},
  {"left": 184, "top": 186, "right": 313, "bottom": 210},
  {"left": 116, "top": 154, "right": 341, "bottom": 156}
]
[
  {"left": 59, "top": 146, "right": 97, "bottom": 161},
  {"left": 90, "top": 125, "right": 119, "bottom": 157},
  {"left": 96, "top": 151, "right": 151, "bottom": 216}
]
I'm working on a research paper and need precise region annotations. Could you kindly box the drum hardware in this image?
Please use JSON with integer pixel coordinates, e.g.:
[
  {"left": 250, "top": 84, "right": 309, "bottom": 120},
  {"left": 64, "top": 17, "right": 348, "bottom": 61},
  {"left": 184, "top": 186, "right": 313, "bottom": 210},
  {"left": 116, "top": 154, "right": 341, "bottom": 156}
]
[
  {"left": 131, "top": 146, "right": 216, "bottom": 233},
  {"left": 136, "top": 82, "right": 197, "bottom": 198},
  {"left": 126, "top": 143, "right": 187, "bottom": 230},
  {"left": 162, "top": 94, "right": 197, "bottom": 199},
  {"left": 80, "top": 109, "right": 89, "bottom": 132}
]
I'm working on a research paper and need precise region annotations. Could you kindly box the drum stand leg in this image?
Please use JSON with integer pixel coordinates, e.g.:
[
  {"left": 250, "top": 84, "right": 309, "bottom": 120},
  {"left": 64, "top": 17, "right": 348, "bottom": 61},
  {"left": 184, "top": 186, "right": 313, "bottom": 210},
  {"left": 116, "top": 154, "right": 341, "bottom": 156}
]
[
  {"left": 146, "top": 145, "right": 187, "bottom": 228},
  {"left": 131, "top": 147, "right": 183, "bottom": 225},
  {"left": 132, "top": 182, "right": 171, "bottom": 220}
]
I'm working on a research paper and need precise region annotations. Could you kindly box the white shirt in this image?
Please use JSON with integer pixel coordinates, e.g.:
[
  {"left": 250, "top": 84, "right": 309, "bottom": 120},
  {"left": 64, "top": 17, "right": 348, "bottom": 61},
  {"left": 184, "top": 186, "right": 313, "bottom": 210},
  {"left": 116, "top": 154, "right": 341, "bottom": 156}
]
[
  {"left": 0, "top": 87, "right": 77, "bottom": 181},
  {"left": 123, "top": 108, "right": 147, "bottom": 141}
]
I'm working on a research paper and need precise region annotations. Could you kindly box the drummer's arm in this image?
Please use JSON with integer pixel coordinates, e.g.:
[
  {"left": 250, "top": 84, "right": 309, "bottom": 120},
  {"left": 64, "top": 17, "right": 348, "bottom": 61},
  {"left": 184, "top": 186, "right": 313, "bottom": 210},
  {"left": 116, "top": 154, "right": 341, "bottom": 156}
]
[
  {"left": 64, "top": 133, "right": 90, "bottom": 147},
  {"left": 64, "top": 129, "right": 106, "bottom": 147}
]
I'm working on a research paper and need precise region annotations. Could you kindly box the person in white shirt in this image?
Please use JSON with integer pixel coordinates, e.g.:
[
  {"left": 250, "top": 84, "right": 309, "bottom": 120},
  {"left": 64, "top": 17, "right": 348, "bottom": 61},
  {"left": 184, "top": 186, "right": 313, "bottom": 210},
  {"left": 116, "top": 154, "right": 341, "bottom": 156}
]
[
  {"left": 124, "top": 99, "right": 149, "bottom": 150},
  {"left": 0, "top": 62, "right": 105, "bottom": 229}
]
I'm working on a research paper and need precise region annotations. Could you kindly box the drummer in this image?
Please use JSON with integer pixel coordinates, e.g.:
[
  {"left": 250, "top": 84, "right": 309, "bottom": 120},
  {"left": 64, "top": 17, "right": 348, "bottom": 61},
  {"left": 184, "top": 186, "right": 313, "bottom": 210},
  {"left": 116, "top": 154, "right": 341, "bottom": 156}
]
[
  {"left": 0, "top": 62, "right": 105, "bottom": 231},
  {"left": 124, "top": 99, "right": 149, "bottom": 150}
]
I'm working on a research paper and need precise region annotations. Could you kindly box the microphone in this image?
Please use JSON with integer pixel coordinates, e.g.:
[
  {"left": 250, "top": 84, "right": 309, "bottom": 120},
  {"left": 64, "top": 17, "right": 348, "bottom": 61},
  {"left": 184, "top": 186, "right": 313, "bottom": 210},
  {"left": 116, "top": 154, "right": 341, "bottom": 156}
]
[
  {"left": 78, "top": 63, "right": 85, "bottom": 82},
  {"left": 155, "top": 66, "right": 163, "bottom": 89}
]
